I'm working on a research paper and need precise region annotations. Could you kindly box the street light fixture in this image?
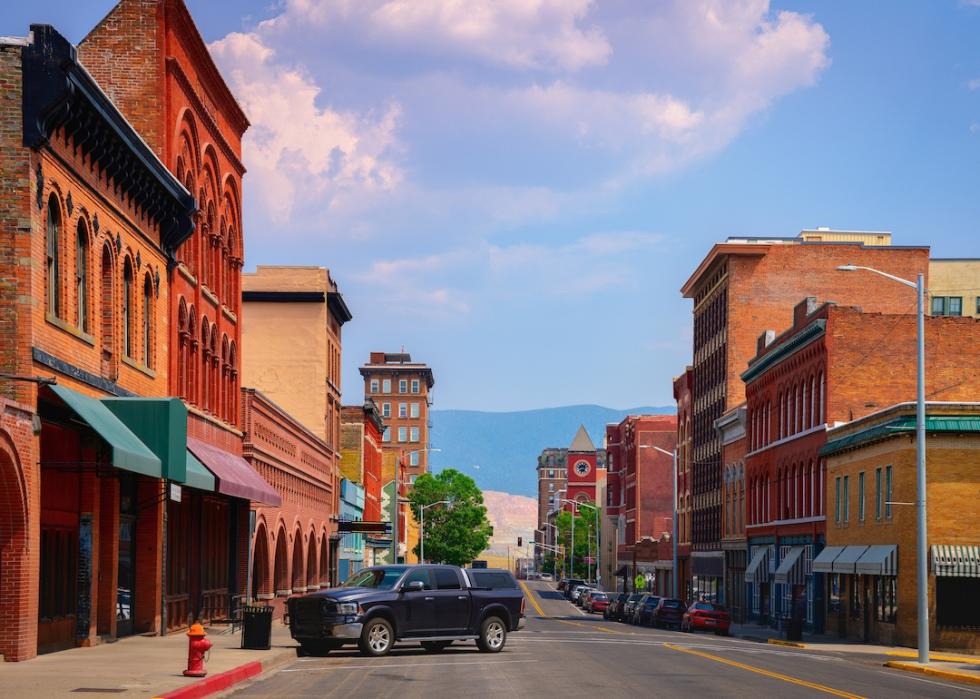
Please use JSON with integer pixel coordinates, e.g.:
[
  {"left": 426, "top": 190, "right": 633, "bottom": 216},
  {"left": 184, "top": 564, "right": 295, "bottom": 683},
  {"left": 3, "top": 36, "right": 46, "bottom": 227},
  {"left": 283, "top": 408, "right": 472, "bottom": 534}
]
[
  {"left": 419, "top": 499, "right": 450, "bottom": 563},
  {"left": 838, "top": 263, "right": 928, "bottom": 664}
]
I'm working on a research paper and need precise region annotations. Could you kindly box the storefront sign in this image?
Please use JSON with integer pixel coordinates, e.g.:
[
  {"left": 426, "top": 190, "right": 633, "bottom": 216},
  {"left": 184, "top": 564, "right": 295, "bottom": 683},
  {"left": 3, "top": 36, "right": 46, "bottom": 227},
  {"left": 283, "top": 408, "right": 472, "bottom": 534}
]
[{"left": 169, "top": 482, "right": 182, "bottom": 503}]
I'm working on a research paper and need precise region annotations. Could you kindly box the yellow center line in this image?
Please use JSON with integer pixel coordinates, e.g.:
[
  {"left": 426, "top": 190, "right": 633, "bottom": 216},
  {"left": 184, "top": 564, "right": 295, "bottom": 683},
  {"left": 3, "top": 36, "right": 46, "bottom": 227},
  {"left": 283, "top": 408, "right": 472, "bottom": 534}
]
[
  {"left": 518, "top": 581, "right": 547, "bottom": 617},
  {"left": 663, "top": 643, "right": 866, "bottom": 699}
]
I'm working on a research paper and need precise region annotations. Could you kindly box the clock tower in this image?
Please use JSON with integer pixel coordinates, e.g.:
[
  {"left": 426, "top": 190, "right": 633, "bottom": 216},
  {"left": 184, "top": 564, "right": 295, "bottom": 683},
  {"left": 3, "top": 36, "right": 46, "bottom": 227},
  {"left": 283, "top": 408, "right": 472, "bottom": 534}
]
[{"left": 565, "top": 425, "right": 599, "bottom": 509}]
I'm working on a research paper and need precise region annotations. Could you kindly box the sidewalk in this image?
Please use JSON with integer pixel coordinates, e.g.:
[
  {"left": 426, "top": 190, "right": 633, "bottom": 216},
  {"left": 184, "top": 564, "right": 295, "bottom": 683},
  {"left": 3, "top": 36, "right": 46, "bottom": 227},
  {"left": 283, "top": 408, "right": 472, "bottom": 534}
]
[
  {"left": 730, "top": 622, "right": 980, "bottom": 685},
  {"left": 0, "top": 622, "right": 298, "bottom": 698}
]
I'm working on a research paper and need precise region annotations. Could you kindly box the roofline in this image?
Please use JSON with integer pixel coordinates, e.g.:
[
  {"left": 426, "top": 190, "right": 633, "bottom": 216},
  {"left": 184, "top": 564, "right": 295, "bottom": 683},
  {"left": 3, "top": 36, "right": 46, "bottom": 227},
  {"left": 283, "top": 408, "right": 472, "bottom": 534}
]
[
  {"left": 680, "top": 243, "right": 770, "bottom": 297},
  {"left": 930, "top": 258, "right": 980, "bottom": 262}
]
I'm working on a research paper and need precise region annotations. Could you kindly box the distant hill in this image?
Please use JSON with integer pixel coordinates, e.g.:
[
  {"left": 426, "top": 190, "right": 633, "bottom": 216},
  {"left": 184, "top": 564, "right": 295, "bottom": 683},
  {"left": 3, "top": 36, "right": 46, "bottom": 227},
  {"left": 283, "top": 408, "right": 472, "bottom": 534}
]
[{"left": 428, "top": 404, "right": 674, "bottom": 497}]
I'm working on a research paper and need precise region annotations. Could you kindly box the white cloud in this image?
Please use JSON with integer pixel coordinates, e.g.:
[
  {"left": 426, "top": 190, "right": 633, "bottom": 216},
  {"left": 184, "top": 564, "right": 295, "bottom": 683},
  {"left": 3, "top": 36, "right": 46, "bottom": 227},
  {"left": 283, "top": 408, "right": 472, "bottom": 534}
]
[
  {"left": 970, "top": 122, "right": 980, "bottom": 134},
  {"left": 209, "top": 31, "right": 403, "bottom": 221},
  {"left": 968, "top": 78, "right": 980, "bottom": 91}
]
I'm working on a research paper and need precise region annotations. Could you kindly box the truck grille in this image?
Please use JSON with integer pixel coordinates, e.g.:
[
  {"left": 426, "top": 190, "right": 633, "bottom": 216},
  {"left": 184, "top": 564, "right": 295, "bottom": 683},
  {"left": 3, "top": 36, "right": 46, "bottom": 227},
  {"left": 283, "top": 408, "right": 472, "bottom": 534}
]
[{"left": 288, "top": 596, "right": 337, "bottom": 637}]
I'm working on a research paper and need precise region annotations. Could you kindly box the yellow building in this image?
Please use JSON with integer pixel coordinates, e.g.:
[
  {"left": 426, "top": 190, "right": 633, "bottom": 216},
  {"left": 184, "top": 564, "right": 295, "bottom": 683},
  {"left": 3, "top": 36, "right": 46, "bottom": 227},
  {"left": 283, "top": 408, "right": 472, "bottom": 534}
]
[
  {"left": 819, "top": 402, "right": 980, "bottom": 651},
  {"left": 928, "top": 258, "right": 980, "bottom": 318}
]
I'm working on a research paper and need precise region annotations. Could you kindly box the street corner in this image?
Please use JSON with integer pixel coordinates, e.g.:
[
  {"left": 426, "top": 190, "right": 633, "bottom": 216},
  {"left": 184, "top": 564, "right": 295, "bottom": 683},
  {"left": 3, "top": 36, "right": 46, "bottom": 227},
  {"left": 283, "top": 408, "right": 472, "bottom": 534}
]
[{"left": 884, "top": 659, "right": 980, "bottom": 686}]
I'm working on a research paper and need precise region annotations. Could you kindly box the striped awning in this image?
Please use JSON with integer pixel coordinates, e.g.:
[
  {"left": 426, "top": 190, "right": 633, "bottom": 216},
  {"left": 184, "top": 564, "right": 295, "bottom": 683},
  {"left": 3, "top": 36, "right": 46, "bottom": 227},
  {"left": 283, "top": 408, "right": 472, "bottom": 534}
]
[
  {"left": 832, "top": 546, "right": 869, "bottom": 574},
  {"left": 855, "top": 545, "right": 898, "bottom": 577},
  {"left": 745, "top": 546, "right": 770, "bottom": 584},
  {"left": 932, "top": 545, "right": 980, "bottom": 577},
  {"left": 812, "top": 545, "right": 845, "bottom": 574},
  {"left": 774, "top": 546, "right": 806, "bottom": 585}
]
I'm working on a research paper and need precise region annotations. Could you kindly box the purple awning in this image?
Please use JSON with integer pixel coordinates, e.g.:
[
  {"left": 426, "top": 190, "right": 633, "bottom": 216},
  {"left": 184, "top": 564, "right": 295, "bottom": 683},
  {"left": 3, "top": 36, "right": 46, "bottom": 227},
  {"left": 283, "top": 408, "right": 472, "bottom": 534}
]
[{"left": 187, "top": 436, "right": 281, "bottom": 506}]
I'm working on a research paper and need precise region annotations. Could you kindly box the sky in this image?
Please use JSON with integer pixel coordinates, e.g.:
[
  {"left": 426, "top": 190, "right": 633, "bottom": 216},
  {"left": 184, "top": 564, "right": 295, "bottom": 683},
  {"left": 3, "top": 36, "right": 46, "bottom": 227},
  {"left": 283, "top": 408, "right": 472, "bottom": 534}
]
[{"left": 3, "top": 1, "right": 979, "bottom": 412}]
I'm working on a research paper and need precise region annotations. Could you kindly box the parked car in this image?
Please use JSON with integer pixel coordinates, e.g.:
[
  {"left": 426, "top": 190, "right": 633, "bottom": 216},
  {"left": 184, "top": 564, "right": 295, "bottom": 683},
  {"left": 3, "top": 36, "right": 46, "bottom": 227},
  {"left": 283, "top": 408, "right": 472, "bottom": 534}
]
[
  {"left": 570, "top": 584, "right": 590, "bottom": 603},
  {"left": 620, "top": 593, "right": 644, "bottom": 622},
  {"left": 588, "top": 592, "right": 610, "bottom": 614},
  {"left": 634, "top": 595, "right": 662, "bottom": 626},
  {"left": 564, "top": 579, "right": 586, "bottom": 599},
  {"left": 286, "top": 564, "right": 526, "bottom": 657},
  {"left": 540, "top": 573, "right": 553, "bottom": 582},
  {"left": 605, "top": 593, "right": 629, "bottom": 620},
  {"left": 580, "top": 589, "right": 599, "bottom": 609},
  {"left": 650, "top": 598, "right": 687, "bottom": 629},
  {"left": 577, "top": 589, "right": 592, "bottom": 608},
  {"left": 682, "top": 602, "right": 731, "bottom": 635}
]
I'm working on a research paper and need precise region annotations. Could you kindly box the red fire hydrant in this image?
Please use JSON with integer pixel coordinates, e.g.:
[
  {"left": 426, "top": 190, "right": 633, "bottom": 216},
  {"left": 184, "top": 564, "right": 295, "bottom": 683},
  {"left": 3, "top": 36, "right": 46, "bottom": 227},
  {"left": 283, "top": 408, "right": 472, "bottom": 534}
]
[{"left": 183, "top": 623, "right": 212, "bottom": 677}]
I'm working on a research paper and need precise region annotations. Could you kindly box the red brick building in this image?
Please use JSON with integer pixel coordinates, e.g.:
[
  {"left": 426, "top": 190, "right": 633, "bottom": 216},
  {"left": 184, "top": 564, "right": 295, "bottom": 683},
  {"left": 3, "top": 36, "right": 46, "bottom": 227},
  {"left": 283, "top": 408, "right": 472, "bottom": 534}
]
[
  {"left": 716, "top": 404, "right": 747, "bottom": 620},
  {"left": 605, "top": 416, "right": 677, "bottom": 593},
  {"left": 680, "top": 231, "right": 930, "bottom": 605},
  {"left": 241, "top": 389, "right": 336, "bottom": 618},
  {"left": 360, "top": 352, "right": 435, "bottom": 480},
  {"left": 741, "top": 298, "right": 980, "bottom": 632},
  {"left": 0, "top": 22, "right": 196, "bottom": 659},
  {"left": 340, "top": 401, "right": 389, "bottom": 564},
  {"left": 672, "top": 368, "right": 694, "bottom": 600}
]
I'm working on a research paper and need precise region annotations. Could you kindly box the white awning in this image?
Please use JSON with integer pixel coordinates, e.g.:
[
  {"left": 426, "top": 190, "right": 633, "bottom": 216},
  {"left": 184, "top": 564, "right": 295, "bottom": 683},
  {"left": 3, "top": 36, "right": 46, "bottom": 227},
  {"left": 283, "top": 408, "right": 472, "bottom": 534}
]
[
  {"left": 745, "top": 546, "right": 770, "bottom": 584},
  {"left": 812, "top": 545, "right": 845, "bottom": 574},
  {"left": 855, "top": 545, "right": 898, "bottom": 576},
  {"left": 932, "top": 545, "right": 980, "bottom": 577},
  {"left": 773, "top": 546, "right": 806, "bottom": 585},
  {"left": 832, "top": 546, "right": 869, "bottom": 574}
]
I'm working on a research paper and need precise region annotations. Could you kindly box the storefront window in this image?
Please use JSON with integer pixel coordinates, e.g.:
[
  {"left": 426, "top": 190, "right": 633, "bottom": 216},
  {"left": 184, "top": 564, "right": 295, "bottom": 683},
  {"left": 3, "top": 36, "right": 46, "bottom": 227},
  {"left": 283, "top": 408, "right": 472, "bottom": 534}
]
[
  {"left": 937, "top": 577, "right": 980, "bottom": 628},
  {"left": 828, "top": 573, "right": 843, "bottom": 615},
  {"left": 849, "top": 575, "right": 863, "bottom": 620},
  {"left": 876, "top": 577, "right": 897, "bottom": 623}
]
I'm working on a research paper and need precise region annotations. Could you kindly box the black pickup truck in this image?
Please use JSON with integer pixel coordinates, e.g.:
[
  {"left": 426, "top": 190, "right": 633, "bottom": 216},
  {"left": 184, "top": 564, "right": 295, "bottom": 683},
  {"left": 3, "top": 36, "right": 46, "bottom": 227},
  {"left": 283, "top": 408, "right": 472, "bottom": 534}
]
[{"left": 286, "top": 564, "right": 526, "bottom": 657}]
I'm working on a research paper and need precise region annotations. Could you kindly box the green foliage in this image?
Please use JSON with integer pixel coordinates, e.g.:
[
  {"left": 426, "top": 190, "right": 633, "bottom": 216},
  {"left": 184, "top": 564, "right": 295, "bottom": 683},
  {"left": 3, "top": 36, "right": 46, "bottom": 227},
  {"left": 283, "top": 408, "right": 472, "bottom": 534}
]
[
  {"left": 554, "top": 506, "right": 599, "bottom": 580},
  {"left": 408, "top": 468, "right": 493, "bottom": 566}
]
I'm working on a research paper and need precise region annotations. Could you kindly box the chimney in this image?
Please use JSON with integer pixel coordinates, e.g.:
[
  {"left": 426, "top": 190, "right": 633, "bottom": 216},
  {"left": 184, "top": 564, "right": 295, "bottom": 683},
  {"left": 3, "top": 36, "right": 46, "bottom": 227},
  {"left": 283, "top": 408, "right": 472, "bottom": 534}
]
[
  {"left": 793, "top": 297, "right": 819, "bottom": 327},
  {"left": 756, "top": 329, "right": 776, "bottom": 356},
  {"left": 370, "top": 352, "right": 385, "bottom": 363}
]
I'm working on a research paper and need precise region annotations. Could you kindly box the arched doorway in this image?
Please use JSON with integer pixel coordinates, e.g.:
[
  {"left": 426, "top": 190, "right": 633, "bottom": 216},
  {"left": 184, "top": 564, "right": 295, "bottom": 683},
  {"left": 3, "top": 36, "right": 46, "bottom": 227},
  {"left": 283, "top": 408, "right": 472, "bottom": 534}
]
[
  {"left": 291, "top": 527, "right": 305, "bottom": 593},
  {"left": 273, "top": 526, "right": 289, "bottom": 597},
  {"left": 306, "top": 532, "right": 318, "bottom": 591},
  {"left": 251, "top": 522, "right": 270, "bottom": 601},
  {"left": 0, "top": 425, "right": 33, "bottom": 661}
]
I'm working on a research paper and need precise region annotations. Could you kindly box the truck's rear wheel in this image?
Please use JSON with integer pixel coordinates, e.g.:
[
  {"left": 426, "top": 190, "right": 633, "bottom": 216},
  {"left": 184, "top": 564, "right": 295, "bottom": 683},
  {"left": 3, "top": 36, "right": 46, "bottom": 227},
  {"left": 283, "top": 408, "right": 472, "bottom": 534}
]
[
  {"left": 358, "top": 617, "right": 394, "bottom": 657},
  {"left": 476, "top": 616, "right": 506, "bottom": 653},
  {"left": 421, "top": 640, "right": 453, "bottom": 652}
]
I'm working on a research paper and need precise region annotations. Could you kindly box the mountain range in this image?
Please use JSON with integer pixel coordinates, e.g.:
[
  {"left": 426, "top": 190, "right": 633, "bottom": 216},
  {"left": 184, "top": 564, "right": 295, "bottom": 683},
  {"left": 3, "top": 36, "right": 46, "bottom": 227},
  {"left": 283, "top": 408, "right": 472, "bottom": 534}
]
[{"left": 428, "top": 404, "right": 674, "bottom": 497}]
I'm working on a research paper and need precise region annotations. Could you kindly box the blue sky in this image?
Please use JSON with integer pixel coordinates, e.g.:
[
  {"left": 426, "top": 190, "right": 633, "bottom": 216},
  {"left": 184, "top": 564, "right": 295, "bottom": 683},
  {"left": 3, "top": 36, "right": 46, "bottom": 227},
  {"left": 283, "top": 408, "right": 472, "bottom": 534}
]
[{"left": 3, "top": 1, "right": 978, "bottom": 411}]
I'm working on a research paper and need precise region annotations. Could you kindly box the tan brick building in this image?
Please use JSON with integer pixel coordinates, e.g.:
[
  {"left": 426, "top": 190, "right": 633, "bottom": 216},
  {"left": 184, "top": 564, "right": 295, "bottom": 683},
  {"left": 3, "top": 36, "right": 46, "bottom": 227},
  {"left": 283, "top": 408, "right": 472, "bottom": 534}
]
[
  {"left": 359, "top": 352, "right": 435, "bottom": 480},
  {"left": 820, "top": 403, "right": 980, "bottom": 652},
  {"left": 928, "top": 258, "right": 980, "bottom": 318}
]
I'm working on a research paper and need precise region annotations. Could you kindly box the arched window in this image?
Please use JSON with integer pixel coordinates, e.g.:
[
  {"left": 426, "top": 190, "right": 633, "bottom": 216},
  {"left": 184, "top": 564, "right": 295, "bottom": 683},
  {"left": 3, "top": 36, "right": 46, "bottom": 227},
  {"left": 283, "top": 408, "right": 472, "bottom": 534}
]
[
  {"left": 802, "top": 381, "right": 808, "bottom": 430},
  {"left": 187, "top": 305, "right": 197, "bottom": 404},
  {"left": 201, "top": 318, "right": 210, "bottom": 411},
  {"left": 209, "top": 324, "right": 217, "bottom": 414},
  {"left": 143, "top": 274, "right": 153, "bottom": 367},
  {"left": 228, "top": 341, "right": 238, "bottom": 425},
  {"left": 75, "top": 220, "right": 89, "bottom": 332},
  {"left": 810, "top": 375, "right": 817, "bottom": 426},
  {"left": 46, "top": 195, "right": 61, "bottom": 317},
  {"left": 221, "top": 335, "right": 229, "bottom": 420},
  {"left": 100, "top": 243, "right": 115, "bottom": 377},
  {"left": 819, "top": 371, "right": 825, "bottom": 423},
  {"left": 123, "top": 258, "right": 134, "bottom": 358},
  {"left": 177, "top": 299, "right": 188, "bottom": 398}
]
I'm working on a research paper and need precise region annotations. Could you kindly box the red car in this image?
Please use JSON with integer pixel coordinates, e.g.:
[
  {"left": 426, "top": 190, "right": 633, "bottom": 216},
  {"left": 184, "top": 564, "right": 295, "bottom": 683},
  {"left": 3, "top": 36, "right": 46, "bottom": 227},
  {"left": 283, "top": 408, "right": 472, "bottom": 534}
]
[
  {"left": 682, "top": 602, "right": 731, "bottom": 635},
  {"left": 588, "top": 592, "right": 610, "bottom": 614}
]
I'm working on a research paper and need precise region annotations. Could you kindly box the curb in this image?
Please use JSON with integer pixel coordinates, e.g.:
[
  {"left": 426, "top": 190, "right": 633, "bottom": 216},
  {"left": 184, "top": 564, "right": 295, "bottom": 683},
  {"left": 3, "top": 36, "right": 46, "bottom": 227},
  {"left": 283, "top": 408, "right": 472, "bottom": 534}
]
[
  {"left": 154, "top": 649, "right": 297, "bottom": 699},
  {"left": 886, "top": 650, "right": 980, "bottom": 665},
  {"left": 767, "top": 638, "right": 806, "bottom": 649},
  {"left": 884, "top": 661, "right": 980, "bottom": 686}
]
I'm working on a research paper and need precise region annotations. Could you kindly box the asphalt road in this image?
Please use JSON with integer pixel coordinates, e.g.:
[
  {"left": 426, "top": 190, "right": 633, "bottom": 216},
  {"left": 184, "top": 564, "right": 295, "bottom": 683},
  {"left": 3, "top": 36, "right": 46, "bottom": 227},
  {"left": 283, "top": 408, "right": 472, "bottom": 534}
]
[{"left": 229, "top": 581, "right": 977, "bottom": 698}]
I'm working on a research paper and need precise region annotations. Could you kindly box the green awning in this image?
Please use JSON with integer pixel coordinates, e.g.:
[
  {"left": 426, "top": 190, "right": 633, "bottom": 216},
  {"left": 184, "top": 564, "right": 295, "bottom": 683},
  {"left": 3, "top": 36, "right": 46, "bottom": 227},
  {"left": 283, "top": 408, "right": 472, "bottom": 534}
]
[
  {"left": 184, "top": 449, "right": 216, "bottom": 492},
  {"left": 102, "top": 397, "right": 188, "bottom": 482},
  {"left": 48, "top": 385, "right": 161, "bottom": 478}
]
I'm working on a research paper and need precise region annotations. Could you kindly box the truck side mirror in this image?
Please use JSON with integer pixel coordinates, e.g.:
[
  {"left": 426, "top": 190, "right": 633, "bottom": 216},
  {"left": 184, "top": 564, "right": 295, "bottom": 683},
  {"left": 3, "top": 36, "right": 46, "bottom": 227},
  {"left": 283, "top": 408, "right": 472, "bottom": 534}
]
[{"left": 403, "top": 580, "right": 425, "bottom": 593}]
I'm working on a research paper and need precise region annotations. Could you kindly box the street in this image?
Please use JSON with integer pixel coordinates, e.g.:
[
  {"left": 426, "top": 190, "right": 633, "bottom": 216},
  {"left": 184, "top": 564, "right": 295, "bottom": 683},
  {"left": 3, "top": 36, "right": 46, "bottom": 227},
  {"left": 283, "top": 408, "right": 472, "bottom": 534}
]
[{"left": 228, "top": 582, "right": 977, "bottom": 698}]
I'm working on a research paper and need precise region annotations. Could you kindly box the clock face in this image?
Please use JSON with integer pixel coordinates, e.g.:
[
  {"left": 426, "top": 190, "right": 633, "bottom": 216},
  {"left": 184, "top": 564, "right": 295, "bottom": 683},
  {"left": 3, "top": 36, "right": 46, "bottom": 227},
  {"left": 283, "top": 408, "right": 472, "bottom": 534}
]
[{"left": 574, "top": 460, "right": 590, "bottom": 477}]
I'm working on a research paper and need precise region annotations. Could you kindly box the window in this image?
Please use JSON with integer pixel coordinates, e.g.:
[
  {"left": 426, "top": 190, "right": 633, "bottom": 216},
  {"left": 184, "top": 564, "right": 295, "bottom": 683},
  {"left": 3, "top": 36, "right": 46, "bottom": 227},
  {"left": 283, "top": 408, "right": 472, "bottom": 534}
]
[
  {"left": 548, "top": 483, "right": 554, "bottom": 492},
  {"left": 877, "top": 577, "right": 897, "bottom": 623},
  {"left": 399, "top": 379, "right": 408, "bottom": 393},
  {"left": 123, "top": 258, "right": 134, "bottom": 357},
  {"left": 858, "top": 472, "right": 865, "bottom": 522},
  {"left": 382, "top": 378, "right": 391, "bottom": 393},
  {"left": 143, "top": 274, "right": 153, "bottom": 367},
  {"left": 548, "top": 469, "right": 555, "bottom": 478},
  {"left": 932, "top": 296, "right": 963, "bottom": 316},
  {"left": 399, "top": 402, "right": 407, "bottom": 418},
  {"left": 434, "top": 568, "right": 461, "bottom": 590},
  {"left": 843, "top": 475, "right": 849, "bottom": 523},
  {"left": 382, "top": 402, "right": 391, "bottom": 418},
  {"left": 885, "top": 465, "right": 893, "bottom": 519},
  {"left": 409, "top": 451, "right": 419, "bottom": 467},
  {"left": 75, "top": 221, "right": 89, "bottom": 332},
  {"left": 370, "top": 379, "right": 379, "bottom": 393},
  {"left": 46, "top": 195, "right": 61, "bottom": 317},
  {"left": 937, "top": 577, "right": 980, "bottom": 628},
  {"left": 400, "top": 568, "right": 432, "bottom": 590},
  {"left": 931, "top": 296, "right": 946, "bottom": 315},
  {"left": 468, "top": 571, "right": 517, "bottom": 589},
  {"left": 949, "top": 297, "right": 962, "bottom": 316},
  {"left": 834, "top": 477, "right": 841, "bottom": 523},
  {"left": 410, "top": 402, "right": 420, "bottom": 418},
  {"left": 397, "top": 426, "right": 407, "bottom": 442},
  {"left": 382, "top": 427, "right": 391, "bottom": 442},
  {"left": 976, "top": 296, "right": 980, "bottom": 316},
  {"left": 409, "top": 426, "right": 419, "bottom": 442},
  {"left": 875, "top": 467, "right": 882, "bottom": 520},
  {"left": 411, "top": 379, "right": 420, "bottom": 394}
]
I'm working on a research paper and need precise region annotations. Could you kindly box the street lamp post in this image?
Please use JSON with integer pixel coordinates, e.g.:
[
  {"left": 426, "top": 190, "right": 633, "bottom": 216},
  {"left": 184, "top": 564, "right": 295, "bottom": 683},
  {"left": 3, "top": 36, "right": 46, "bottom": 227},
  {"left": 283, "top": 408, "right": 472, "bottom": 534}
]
[
  {"left": 838, "top": 264, "right": 928, "bottom": 663},
  {"left": 650, "top": 445, "right": 679, "bottom": 599},
  {"left": 558, "top": 498, "right": 581, "bottom": 580},
  {"left": 419, "top": 499, "right": 450, "bottom": 563},
  {"left": 578, "top": 502, "right": 601, "bottom": 587}
]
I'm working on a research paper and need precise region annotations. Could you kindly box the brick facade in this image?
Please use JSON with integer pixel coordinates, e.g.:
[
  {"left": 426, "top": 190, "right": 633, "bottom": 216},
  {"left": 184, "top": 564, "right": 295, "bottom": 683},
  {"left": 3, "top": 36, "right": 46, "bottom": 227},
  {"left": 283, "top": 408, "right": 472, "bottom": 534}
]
[{"left": 672, "top": 368, "right": 693, "bottom": 599}]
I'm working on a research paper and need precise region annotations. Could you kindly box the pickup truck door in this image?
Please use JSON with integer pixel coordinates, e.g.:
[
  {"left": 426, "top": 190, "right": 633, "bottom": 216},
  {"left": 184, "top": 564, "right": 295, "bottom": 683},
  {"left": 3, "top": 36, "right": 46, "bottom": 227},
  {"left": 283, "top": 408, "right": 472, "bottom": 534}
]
[
  {"left": 432, "top": 568, "right": 470, "bottom": 634},
  {"left": 399, "top": 568, "right": 436, "bottom": 636}
]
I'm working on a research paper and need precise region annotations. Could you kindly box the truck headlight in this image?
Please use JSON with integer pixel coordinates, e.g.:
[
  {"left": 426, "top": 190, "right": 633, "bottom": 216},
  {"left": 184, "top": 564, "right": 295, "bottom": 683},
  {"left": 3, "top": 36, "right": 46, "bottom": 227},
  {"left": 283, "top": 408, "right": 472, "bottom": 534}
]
[{"left": 337, "top": 602, "right": 361, "bottom": 615}]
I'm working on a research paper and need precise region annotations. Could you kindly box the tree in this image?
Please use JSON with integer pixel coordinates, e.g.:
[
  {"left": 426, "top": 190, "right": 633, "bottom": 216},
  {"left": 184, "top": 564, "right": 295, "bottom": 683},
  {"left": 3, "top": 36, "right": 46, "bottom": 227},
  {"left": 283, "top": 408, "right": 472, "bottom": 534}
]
[
  {"left": 408, "top": 468, "right": 493, "bottom": 566},
  {"left": 554, "top": 508, "right": 596, "bottom": 580}
]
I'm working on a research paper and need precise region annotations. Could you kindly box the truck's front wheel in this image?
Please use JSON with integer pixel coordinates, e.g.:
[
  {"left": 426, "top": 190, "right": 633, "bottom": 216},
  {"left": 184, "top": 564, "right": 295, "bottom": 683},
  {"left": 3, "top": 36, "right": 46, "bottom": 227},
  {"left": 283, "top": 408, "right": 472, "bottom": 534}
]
[
  {"left": 476, "top": 616, "right": 506, "bottom": 653},
  {"left": 358, "top": 617, "right": 394, "bottom": 657}
]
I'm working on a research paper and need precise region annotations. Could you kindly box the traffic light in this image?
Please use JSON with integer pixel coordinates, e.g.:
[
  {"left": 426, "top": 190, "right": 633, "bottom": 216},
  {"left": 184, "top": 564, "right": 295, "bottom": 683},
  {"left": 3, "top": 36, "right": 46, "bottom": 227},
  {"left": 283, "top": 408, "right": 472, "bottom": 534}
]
[{"left": 517, "top": 536, "right": 523, "bottom": 547}]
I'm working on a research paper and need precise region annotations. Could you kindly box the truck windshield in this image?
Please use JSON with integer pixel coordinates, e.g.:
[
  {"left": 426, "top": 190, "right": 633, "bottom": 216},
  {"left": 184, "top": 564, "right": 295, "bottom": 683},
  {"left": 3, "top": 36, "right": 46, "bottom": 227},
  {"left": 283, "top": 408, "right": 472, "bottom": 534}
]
[{"left": 342, "top": 567, "right": 404, "bottom": 589}]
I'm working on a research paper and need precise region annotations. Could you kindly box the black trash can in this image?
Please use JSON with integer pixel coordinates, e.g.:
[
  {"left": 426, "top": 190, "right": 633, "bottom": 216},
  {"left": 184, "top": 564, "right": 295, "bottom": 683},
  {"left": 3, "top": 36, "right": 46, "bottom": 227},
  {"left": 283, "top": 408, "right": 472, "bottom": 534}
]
[
  {"left": 241, "top": 605, "right": 273, "bottom": 650},
  {"left": 784, "top": 615, "right": 803, "bottom": 642}
]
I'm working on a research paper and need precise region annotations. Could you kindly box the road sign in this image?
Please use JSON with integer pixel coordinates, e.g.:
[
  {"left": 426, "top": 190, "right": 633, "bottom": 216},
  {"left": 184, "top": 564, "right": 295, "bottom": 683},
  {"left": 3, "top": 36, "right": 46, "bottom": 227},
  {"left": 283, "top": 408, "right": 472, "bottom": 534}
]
[
  {"left": 634, "top": 574, "right": 645, "bottom": 590},
  {"left": 337, "top": 520, "right": 392, "bottom": 534}
]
